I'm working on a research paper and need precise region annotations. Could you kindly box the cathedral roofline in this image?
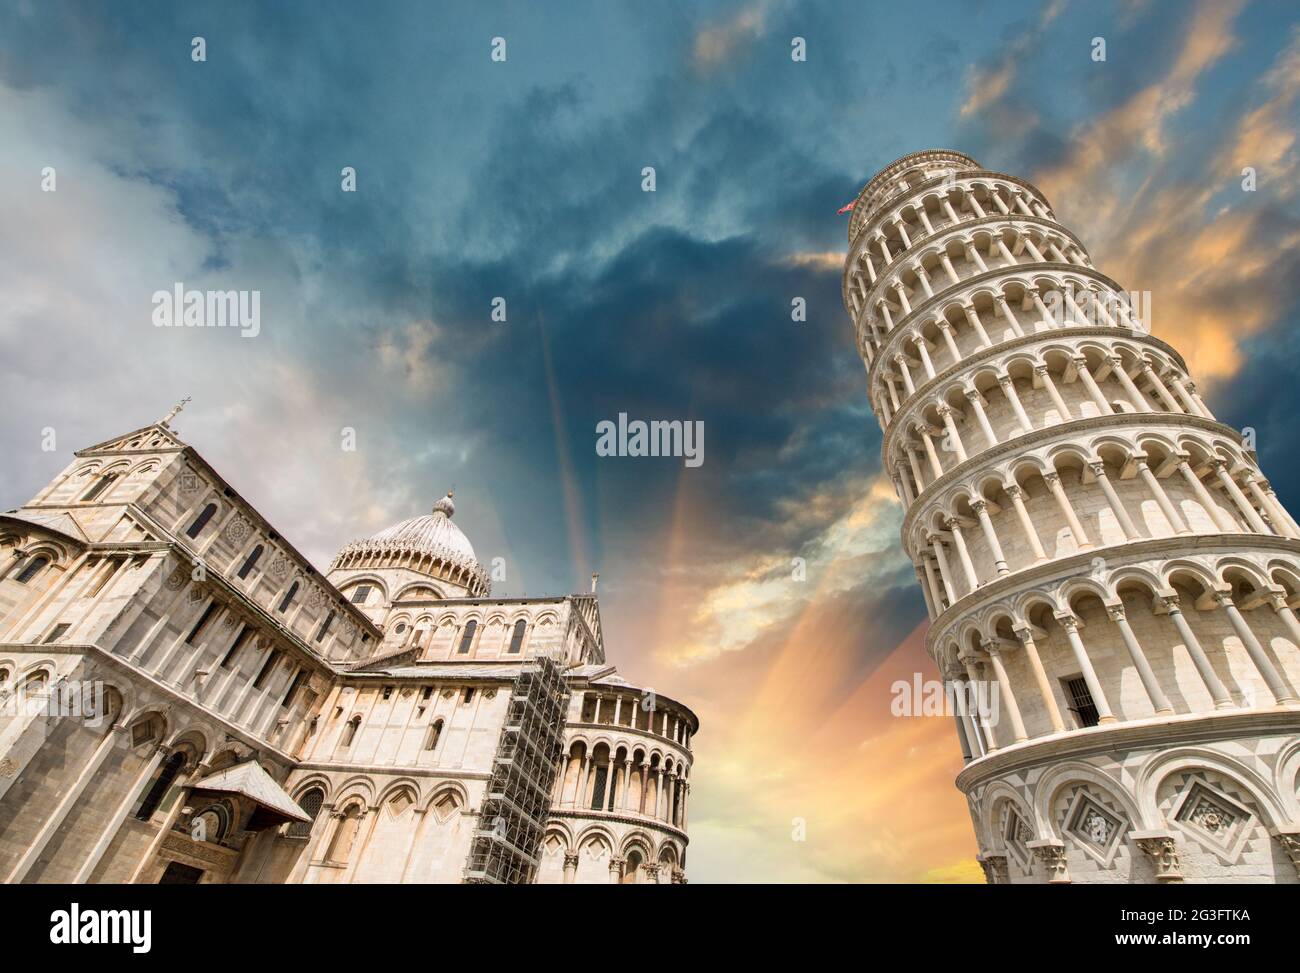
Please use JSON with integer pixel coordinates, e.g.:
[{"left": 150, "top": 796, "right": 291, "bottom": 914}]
[
  {"left": 0, "top": 509, "right": 91, "bottom": 545},
  {"left": 74, "top": 422, "right": 186, "bottom": 457},
  {"left": 75, "top": 418, "right": 383, "bottom": 642}
]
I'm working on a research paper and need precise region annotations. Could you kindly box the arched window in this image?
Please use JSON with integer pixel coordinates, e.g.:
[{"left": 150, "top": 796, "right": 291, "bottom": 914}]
[
  {"left": 622, "top": 850, "right": 643, "bottom": 884},
  {"left": 80, "top": 472, "right": 120, "bottom": 502},
  {"left": 236, "top": 545, "right": 263, "bottom": 579},
  {"left": 288, "top": 787, "right": 325, "bottom": 839},
  {"left": 14, "top": 555, "right": 50, "bottom": 584},
  {"left": 457, "top": 619, "right": 478, "bottom": 654},
  {"left": 185, "top": 503, "right": 217, "bottom": 539},
  {"left": 134, "top": 751, "right": 187, "bottom": 821},
  {"left": 278, "top": 581, "right": 299, "bottom": 613},
  {"left": 20, "top": 670, "right": 49, "bottom": 699},
  {"left": 315, "top": 610, "right": 335, "bottom": 643},
  {"left": 341, "top": 715, "right": 361, "bottom": 747},
  {"left": 325, "top": 804, "right": 362, "bottom": 863},
  {"left": 508, "top": 619, "right": 526, "bottom": 654},
  {"left": 424, "top": 718, "right": 444, "bottom": 752}
]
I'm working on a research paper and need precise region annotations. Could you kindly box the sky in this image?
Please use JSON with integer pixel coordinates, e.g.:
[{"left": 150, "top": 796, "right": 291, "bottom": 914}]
[{"left": 2, "top": 0, "right": 1299, "bottom": 883}]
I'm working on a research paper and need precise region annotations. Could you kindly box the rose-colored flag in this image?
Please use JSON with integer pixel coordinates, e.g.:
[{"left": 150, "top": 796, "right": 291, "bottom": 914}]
[{"left": 836, "top": 200, "right": 855, "bottom": 215}]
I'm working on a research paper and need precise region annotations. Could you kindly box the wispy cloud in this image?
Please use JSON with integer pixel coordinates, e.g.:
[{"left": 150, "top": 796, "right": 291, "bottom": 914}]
[{"left": 693, "top": 1, "right": 770, "bottom": 72}]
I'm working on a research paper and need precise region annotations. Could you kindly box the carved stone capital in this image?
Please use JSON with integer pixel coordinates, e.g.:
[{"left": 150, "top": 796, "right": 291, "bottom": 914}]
[
  {"left": 1056, "top": 613, "right": 1080, "bottom": 634},
  {"left": 1131, "top": 832, "right": 1183, "bottom": 882},
  {"left": 978, "top": 854, "right": 1009, "bottom": 885},
  {"left": 1271, "top": 829, "right": 1300, "bottom": 878},
  {"left": 1027, "top": 840, "right": 1070, "bottom": 884}
]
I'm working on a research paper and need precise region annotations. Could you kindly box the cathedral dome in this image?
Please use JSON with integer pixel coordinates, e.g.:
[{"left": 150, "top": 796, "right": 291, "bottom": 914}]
[
  {"left": 329, "top": 492, "right": 491, "bottom": 597},
  {"left": 368, "top": 493, "right": 477, "bottom": 565}
]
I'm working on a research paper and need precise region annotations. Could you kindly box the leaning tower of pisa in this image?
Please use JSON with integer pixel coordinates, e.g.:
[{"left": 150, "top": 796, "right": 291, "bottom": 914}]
[{"left": 843, "top": 150, "right": 1300, "bottom": 884}]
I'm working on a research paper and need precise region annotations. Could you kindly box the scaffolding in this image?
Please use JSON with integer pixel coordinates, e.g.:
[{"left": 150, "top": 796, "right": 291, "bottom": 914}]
[{"left": 463, "top": 654, "right": 570, "bottom": 884}]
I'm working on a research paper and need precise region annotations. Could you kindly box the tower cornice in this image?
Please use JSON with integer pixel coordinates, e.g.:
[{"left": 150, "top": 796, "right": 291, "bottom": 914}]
[
  {"left": 878, "top": 327, "right": 1190, "bottom": 459},
  {"left": 897, "top": 411, "right": 1243, "bottom": 540},
  {"left": 846, "top": 149, "right": 980, "bottom": 243},
  {"left": 847, "top": 210, "right": 1078, "bottom": 330},
  {"left": 921, "top": 532, "right": 1299, "bottom": 652},
  {"left": 862, "top": 263, "right": 1144, "bottom": 393}
]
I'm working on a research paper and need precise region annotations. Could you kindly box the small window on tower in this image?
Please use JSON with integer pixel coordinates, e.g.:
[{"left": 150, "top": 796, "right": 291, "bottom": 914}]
[
  {"left": 1062, "top": 676, "right": 1100, "bottom": 728},
  {"left": 350, "top": 584, "right": 372, "bottom": 604}
]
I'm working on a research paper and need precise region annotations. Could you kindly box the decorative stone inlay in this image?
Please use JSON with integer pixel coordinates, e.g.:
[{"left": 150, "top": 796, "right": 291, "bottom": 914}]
[
  {"left": 1002, "top": 806, "right": 1033, "bottom": 865},
  {"left": 268, "top": 556, "right": 291, "bottom": 582},
  {"left": 160, "top": 832, "right": 238, "bottom": 867},
  {"left": 1172, "top": 780, "right": 1254, "bottom": 860},
  {"left": 1067, "top": 796, "right": 1122, "bottom": 854},
  {"left": 1187, "top": 795, "right": 1236, "bottom": 835},
  {"left": 223, "top": 517, "right": 252, "bottom": 545}
]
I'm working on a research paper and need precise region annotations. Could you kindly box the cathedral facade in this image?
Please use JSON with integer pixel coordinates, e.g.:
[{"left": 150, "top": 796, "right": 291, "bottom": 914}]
[
  {"left": 843, "top": 150, "right": 1300, "bottom": 883},
  {"left": 0, "top": 414, "right": 695, "bottom": 884}
]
